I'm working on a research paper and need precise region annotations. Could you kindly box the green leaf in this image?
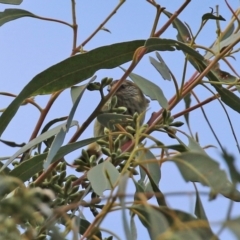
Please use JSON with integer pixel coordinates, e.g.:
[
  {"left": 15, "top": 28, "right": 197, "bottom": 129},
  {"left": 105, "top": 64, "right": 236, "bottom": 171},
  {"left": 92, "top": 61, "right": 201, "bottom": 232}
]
[
  {"left": 143, "top": 37, "right": 240, "bottom": 114},
  {"left": 0, "top": 9, "right": 36, "bottom": 26},
  {"left": 44, "top": 77, "right": 95, "bottom": 170},
  {"left": 221, "top": 23, "right": 235, "bottom": 41},
  {"left": 183, "top": 93, "right": 191, "bottom": 126},
  {"left": 202, "top": 13, "right": 226, "bottom": 22},
  {"left": 130, "top": 214, "right": 137, "bottom": 240},
  {"left": 131, "top": 205, "right": 169, "bottom": 240},
  {"left": 171, "top": 152, "right": 240, "bottom": 201},
  {"left": 194, "top": 185, "right": 208, "bottom": 221},
  {"left": 213, "top": 68, "right": 240, "bottom": 93},
  {"left": 118, "top": 173, "right": 131, "bottom": 240},
  {"left": 165, "top": 144, "right": 187, "bottom": 152},
  {"left": 138, "top": 149, "right": 161, "bottom": 186},
  {"left": 137, "top": 149, "right": 166, "bottom": 206},
  {"left": 0, "top": 121, "right": 78, "bottom": 171},
  {"left": 0, "top": 39, "right": 147, "bottom": 136},
  {"left": 121, "top": 67, "right": 168, "bottom": 109},
  {"left": 222, "top": 149, "right": 240, "bottom": 183},
  {"left": 163, "top": 10, "right": 191, "bottom": 43},
  {"left": 149, "top": 52, "right": 171, "bottom": 81},
  {"left": 187, "top": 136, "right": 206, "bottom": 154},
  {"left": 9, "top": 137, "right": 100, "bottom": 181},
  {"left": 0, "top": 0, "right": 22, "bottom": 5},
  {"left": 214, "top": 86, "right": 240, "bottom": 114},
  {"left": 226, "top": 217, "right": 240, "bottom": 239},
  {"left": 205, "top": 32, "right": 240, "bottom": 59},
  {"left": 87, "top": 161, "right": 120, "bottom": 196},
  {"left": 144, "top": 38, "right": 203, "bottom": 61},
  {"left": 38, "top": 116, "right": 68, "bottom": 153},
  {"left": 0, "top": 139, "right": 25, "bottom": 148},
  {"left": 62, "top": 216, "right": 102, "bottom": 239},
  {"left": 159, "top": 207, "right": 217, "bottom": 239}
]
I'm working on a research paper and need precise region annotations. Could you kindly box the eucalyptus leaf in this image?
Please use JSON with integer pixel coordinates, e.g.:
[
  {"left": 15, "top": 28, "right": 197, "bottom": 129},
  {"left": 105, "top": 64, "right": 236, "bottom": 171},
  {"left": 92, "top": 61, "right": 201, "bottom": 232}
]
[
  {"left": 205, "top": 32, "right": 240, "bottom": 59},
  {"left": 149, "top": 52, "right": 171, "bottom": 81},
  {"left": 9, "top": 137, "right": 101, "bottom": 181},
  {"left": 38, "top": 116, "right": 68, "bottom": 153},
  {"left": 202, "top": 13, "right": 226, "bottom": 22},
  {"left": 0, "top": 9, "right": 37, "bottom": 26},
  {"left": 171, "top": 152, "right": 240, "bottom": 201},
  {"left": 163, "top": 10, "right": 191, "bottom": 43},
  {"left": 183, "top": 93, "right": 191, "bottom": 125},
  {"left": 226, "top": 217, "right": 240, "bottom": 239},
  {"left": 118, "top": 173, "right": 131, "bottom": 240},
  {"left": 0, "top": 0, "right": 22, "bottom": 5},
  {"left": 194, "top": 186, "right": 208, "bottom": 221},
  {"left": 131, "top": 205, "right": 169, "bottom": 240},
  {"left": 62, "top": 216, "right": 102, "bottom": 239},
  {"left": 87, "top": 161, "right": 120, "bottom": 196},
  {"left": 0, "top": 39, "right": 148, "bottom": 136},
  {"left": 0, "top": 121, "right": 78, "bottom": 171}
]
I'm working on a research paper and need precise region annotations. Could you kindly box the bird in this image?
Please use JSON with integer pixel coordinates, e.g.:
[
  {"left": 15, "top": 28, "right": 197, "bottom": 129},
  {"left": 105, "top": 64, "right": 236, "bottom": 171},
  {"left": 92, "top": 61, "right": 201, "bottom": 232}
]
[{"left": 82, "top": 79, "right": 149, "bottom": 159}]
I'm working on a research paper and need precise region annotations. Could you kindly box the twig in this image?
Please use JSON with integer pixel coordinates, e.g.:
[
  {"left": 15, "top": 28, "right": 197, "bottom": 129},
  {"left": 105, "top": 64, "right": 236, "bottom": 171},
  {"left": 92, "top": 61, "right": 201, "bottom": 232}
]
[
  {"left": 71, "top": 0, "right": 126, "bottom": 55},
  {"left": 34, "top": 15, "right": 72, "bottom": 28},
  {"left": 29, "top": 91, "right": 62, "bottom": 141},
  {"left": 71, "top": 0, "right": 78, "bottom": 54},
  {"left": 154, "top": 0, "right": 191, "bottom": 37},
  {"left": 0, "top": 92, "right": 42, "bottom": 112}
]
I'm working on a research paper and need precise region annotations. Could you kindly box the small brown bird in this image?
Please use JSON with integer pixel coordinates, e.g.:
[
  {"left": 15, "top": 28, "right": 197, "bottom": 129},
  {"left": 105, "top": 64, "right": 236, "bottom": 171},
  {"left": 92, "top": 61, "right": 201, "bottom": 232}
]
[{"left": 85, "top": 80, "right": 149, "bottom": 158}]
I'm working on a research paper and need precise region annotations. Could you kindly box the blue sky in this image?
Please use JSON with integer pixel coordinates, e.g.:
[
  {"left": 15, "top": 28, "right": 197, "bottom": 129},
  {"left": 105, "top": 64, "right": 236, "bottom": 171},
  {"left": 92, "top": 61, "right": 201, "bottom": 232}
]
[{"left": 1, "top": 0, "right": 240, "bottom": 239}]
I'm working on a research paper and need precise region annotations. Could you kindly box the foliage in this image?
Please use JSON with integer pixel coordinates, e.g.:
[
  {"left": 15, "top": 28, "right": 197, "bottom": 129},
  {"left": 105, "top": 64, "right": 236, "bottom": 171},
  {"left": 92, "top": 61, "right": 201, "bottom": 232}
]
[{"left": 0, "top": 0, "right": 240, "bottom": 239}]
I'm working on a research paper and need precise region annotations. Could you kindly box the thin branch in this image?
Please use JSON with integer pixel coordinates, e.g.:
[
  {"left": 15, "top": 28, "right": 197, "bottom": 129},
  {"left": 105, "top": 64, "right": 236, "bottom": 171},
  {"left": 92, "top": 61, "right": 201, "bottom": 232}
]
[
  {"left": 201, "top": 83, "right": 240, "bottom": 154},
  {"left": 72, "top": 0, "right": 126, "bottom": 55},
  {"left": 154, "top": 0, "right": 191, "bottom": 37},
  {"left": 29, "top": 91, "right": 62, "bottom": 141},
  {"left": 71, "top": 0, "right": 78, "bottom": 54},
  {"left": 0, "top": 92, "right": 42, "bottom": 112},
  {"left": 34, "top": 15, "right": 72, "bottom": 28},
  {"left": 191, "top": 90, "right": 224, "bottom": 152},
  {"left": 149, "top": 4, "right": 164, "bottom": 37}
]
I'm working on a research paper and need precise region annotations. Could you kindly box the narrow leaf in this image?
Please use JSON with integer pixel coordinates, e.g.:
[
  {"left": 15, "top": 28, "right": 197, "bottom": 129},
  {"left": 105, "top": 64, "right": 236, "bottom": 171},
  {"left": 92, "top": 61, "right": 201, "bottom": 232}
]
[
  {"left": 163, "top": 10, "right": 191, "bottom": 43},
  {"left": 87, "top": 161, "right": 120, "bottom": 196},
  {"left": 221, "top": 23, "right": 234, "bottom": 41},
  {"left": 0, "top": 40, "right": 148, "bottom": 136},
  {"left": 118, "top": 173, "right": 131, "bottom": 240},
  {"left": 0, "top": 9, "right": 36, "bottom": 26},
  {"left": 9, "top": 137, "right": 101, "bottom": 181},
  {"left": 149, "top": 52, "right": 171, "bottom": 81},
  {"left": 44, "top": 77, "right": 95, "bottom": 170},
  {"left": 131, "top": 205, "right": 169, "bottom": 240},
  {"left": 138, "top": 149, "right": 161, "bottom": 186},
  {"left": 215, "top": 86, "right": 240, "bottom": 114},
  {"left": 226, "top": 217, "right": 240, "bottom": 239},
  {"left": 183, "top": 93, "right": 191, "bottom": 125},
  {"left": 0, "top": 121, "right": 78, "bottom": 171},
  {"left": 38, "top": 116, "right": 68, "bottom": 153},
  {"left": 0, "top": 138, "right": 25, "bottom": 147},
  {"left": 171, "top": 152, "right": 240, "bottom": 201},
  {"left": 130, "top": 215, "right": 137, "bottom": 240},
  {"left": 202, "top": 13, "right": 226, "bottom": 21},
  {"left": 205, "top": 32, "right": 240, "bottom": 59},
  {"left": 194, "top": 185, "right": 208, "bottom": 220},
  {"left": 0, "top": 0, "right": 22, "bottom": 5}
]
